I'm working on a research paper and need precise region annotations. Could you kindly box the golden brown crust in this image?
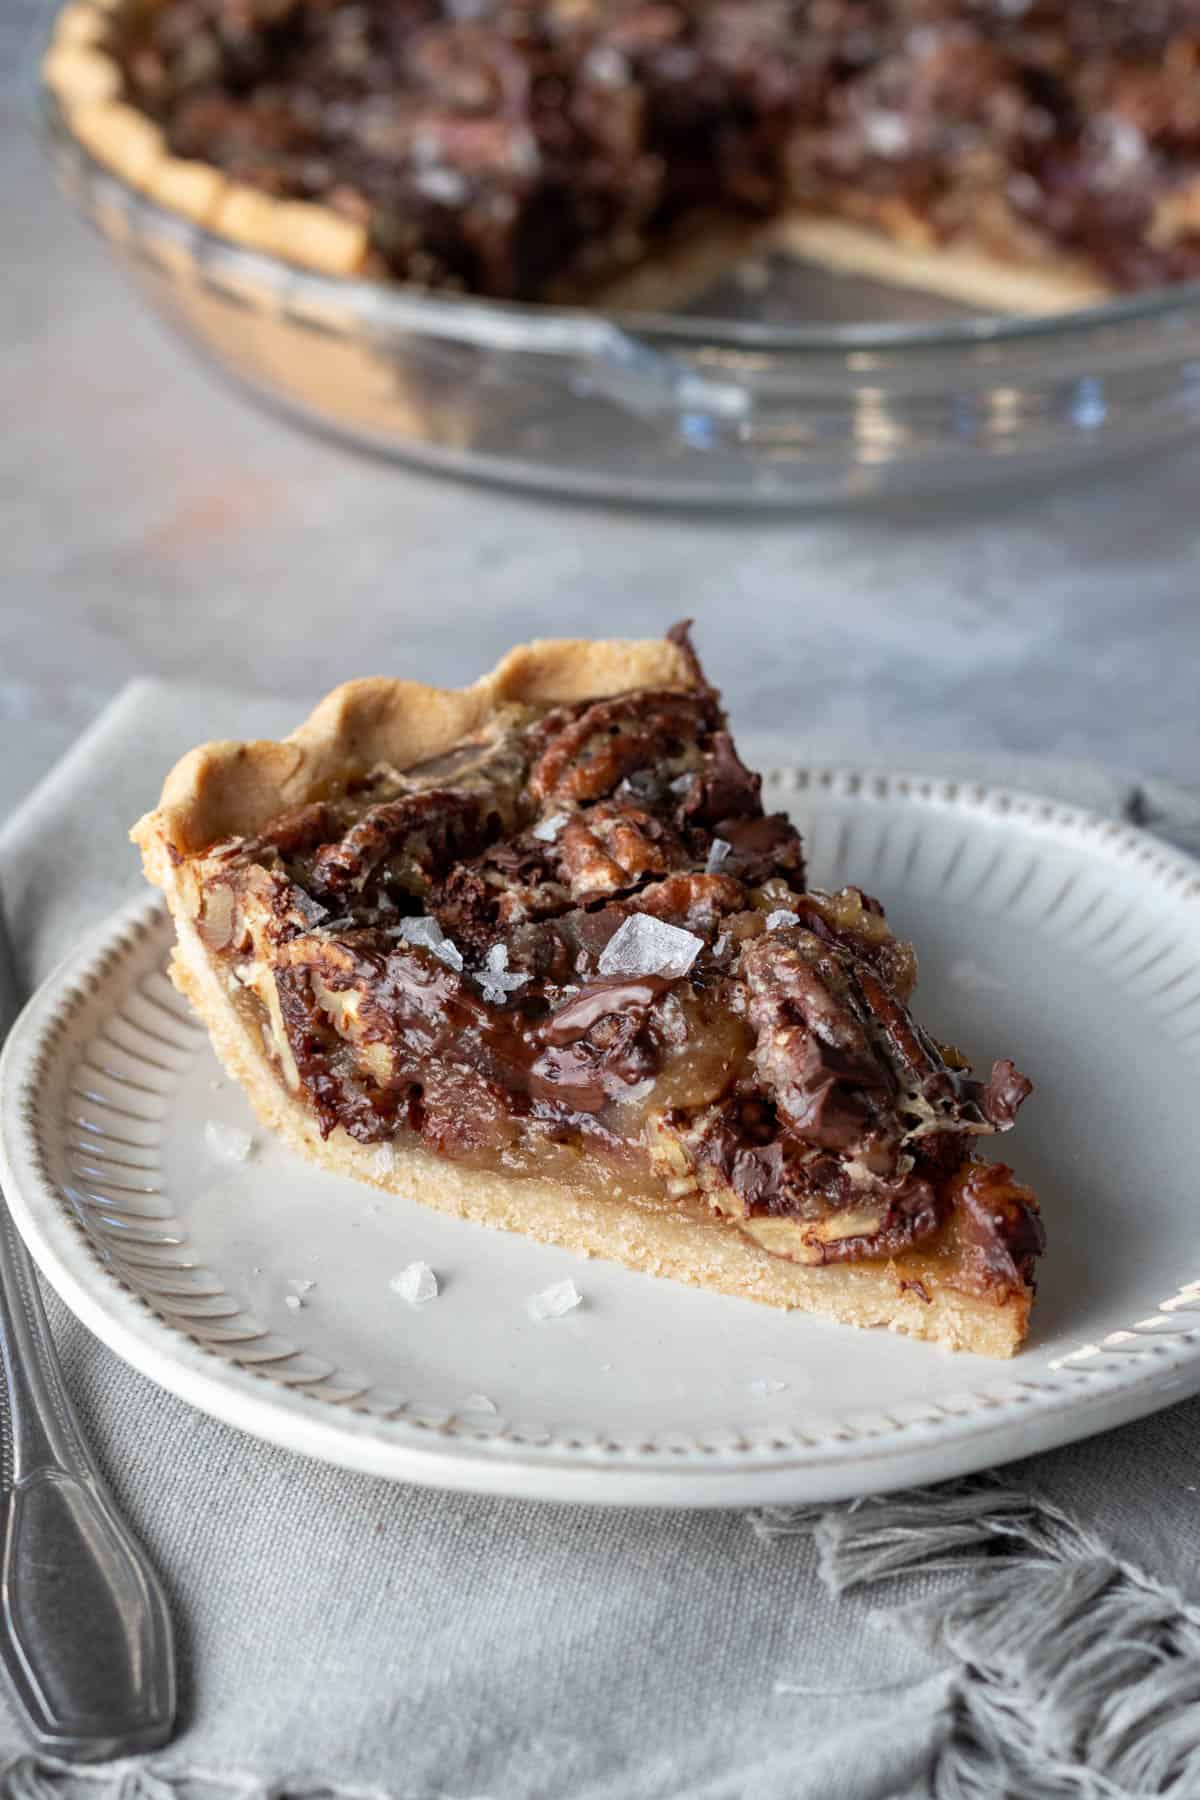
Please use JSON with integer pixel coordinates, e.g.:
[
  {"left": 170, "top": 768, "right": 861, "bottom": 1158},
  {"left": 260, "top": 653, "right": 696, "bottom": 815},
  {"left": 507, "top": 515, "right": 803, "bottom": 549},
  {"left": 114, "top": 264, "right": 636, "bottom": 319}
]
[
  {"left": 132, "top": 637, "right": 698, "bottom": 864},
  {"left": 51, "top": 2, "right": 110, "bottom": 48},
  {"left": 770, "top": 212, "right": 1111, "bottom": 315},
  {"left": 63, "top": 99, "right": 164, "bottom": 186},
  {"left": 145, "top": 155, "right": 227, "bottom": 226},
  {"left": 211, "top": 185, "right": 369, "bottom": 274},
  {"left": 44, "top": 44, "right": 122, "bottom": 109}
]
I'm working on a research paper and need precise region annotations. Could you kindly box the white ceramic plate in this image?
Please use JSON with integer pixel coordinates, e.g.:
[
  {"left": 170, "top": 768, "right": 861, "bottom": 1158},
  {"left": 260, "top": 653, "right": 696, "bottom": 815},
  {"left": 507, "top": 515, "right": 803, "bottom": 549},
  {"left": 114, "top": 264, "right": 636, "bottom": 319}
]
[{"left": 4, "top": 768, "right": 1200, "bottom": 1507}]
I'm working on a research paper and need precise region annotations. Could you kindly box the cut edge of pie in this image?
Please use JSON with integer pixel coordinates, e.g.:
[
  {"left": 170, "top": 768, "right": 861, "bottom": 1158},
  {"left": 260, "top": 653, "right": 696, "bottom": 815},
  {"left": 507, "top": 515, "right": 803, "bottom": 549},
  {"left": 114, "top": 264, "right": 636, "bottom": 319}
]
[
  {"left": 43, "top": 0, "right": 1115, "bottom": 315},
  {"left": 133, "top": 632, "right": 1042, "bottom": 1358}
]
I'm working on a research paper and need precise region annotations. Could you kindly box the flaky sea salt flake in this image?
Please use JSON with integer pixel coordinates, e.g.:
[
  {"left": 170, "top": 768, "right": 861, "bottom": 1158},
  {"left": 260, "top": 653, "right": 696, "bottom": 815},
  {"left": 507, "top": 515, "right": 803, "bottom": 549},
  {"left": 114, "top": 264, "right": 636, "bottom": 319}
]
[
  {"left": 864, "top": 110, "right": 910, "bottom": 156},
  {"left": 706, "top": 837, "right": 732, "bottom": 873},
  {"left": 477, "top": 943, "right": 528, "bottom": 1004},
  {"left": 390, "top": 1262, "right": 440, "bottom": 1306},
  {"left": 597, "top": 914, "right": 703, "bottom": 980},
  {"left": 527, "top": 1279, "right": 583, "bottom": 1322},
  {"left": 284, "top": 1294, "right": 303, "bottom": 1312},
  {"left": 765, "top": 909, "right": 799, "bottom": 932},
  {"left": 371, "top": 1144, "right": 396, "bottom": 1178},
  {"left": 584, "top": 44, "right": 629, "bottom": 85},
  {"left": 531, "top": 811, "right": 570, "bottom": 842},
  {"left": 394, "top": 915, "right": 464, "bottom": 972},
  {"left": 204, "top": 1119, "right": 254, "bottom": 1163},
  {"left": 414, "top": 165, "right": 469, "bottom": 206}
]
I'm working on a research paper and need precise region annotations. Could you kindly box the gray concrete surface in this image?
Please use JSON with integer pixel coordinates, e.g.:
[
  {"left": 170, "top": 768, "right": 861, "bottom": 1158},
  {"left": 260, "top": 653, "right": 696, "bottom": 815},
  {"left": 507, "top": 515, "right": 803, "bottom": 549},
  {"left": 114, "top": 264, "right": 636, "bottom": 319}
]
[{"left": 4, "top": 0, "right": 1197, "bottom": 820}]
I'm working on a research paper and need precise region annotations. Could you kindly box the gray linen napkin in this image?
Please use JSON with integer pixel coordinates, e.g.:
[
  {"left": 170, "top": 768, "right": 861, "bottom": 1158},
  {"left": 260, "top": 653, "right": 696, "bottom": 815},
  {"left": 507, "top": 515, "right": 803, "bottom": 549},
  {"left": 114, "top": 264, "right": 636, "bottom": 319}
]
[{"left": 3, "top": 682, "right": 1200, "bottom": 1800}]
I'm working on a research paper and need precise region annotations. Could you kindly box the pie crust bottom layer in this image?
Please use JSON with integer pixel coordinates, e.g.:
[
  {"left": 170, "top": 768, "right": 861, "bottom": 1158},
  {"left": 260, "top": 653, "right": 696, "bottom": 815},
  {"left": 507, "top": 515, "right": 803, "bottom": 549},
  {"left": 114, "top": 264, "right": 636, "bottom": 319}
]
[{"left": 589, "top": 212, "right": 1108, "bottom": 318}]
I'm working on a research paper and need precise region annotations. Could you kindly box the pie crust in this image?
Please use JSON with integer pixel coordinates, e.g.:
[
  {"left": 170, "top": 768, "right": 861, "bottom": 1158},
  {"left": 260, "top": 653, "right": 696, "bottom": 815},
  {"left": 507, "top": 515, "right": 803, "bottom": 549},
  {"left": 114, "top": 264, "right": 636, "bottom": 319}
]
[{"left": 134, "top": 634, "right": 1041, "bottom": 1356}]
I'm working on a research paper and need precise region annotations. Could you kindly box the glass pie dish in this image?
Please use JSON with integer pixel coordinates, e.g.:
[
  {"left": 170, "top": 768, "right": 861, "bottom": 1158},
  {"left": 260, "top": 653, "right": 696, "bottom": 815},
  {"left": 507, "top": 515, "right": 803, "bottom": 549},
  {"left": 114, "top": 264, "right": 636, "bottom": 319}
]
[{"left": 38, "top": 67, "right": 1200, "bottom": 507}]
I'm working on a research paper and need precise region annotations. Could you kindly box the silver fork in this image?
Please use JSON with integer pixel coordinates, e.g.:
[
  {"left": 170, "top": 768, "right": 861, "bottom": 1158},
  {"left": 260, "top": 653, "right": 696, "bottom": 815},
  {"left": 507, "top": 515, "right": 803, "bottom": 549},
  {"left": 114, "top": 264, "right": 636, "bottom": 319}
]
[{"left": 0, "top": 894, "right": 175, "bottom": 1760}]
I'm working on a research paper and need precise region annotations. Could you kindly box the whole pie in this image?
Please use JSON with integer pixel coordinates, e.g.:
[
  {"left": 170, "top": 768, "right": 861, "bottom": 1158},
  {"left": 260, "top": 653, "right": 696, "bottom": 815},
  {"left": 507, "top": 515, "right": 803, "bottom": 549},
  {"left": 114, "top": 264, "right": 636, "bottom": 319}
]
[
  {"left": 43, "top": 0, "right": 1200, "bottom": 309},
  {"left": 133, "top": 627, "right": 1043, "bottom": 1355}
]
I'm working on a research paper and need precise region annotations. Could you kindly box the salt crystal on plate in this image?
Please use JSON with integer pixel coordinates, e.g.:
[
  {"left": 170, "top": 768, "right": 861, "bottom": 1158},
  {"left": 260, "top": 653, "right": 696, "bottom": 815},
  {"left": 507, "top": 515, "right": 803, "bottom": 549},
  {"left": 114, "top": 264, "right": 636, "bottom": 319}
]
[
  {"left": 284, "top": 1294, "right": 303, "bottom": 1312},
  {"left": 390, "top": 1262, "right": 439, "bottom": 1306},
  {"left": 706, "top": 837, "right": 732, "bottom": 874},
  {"left": 527, "top": 1279, "right": 583, "bottom": 1321},
  {"left": 748, "top": 1377, "right": 788, "bottom": 1397},
  {"left": 394, "top": 915, "right": 464, "bottom": 973},
  {"left": 531, "top": 811, "right": 570, "bottom": 842},
  {"left": 204, "top": 1119, "right": 254, "bottom": 1163},
  {"left": 765, "top": 909, "right": 800, "bottom": 932},
  {"left": 461, "top": 1393, "right": 498, "bottom": 1414},
  {"left": 597, "top": 914, "right": 703, "bottom": 980},
  {"left": 477, "top": 942, "right": 529, "bottom": 1004}
]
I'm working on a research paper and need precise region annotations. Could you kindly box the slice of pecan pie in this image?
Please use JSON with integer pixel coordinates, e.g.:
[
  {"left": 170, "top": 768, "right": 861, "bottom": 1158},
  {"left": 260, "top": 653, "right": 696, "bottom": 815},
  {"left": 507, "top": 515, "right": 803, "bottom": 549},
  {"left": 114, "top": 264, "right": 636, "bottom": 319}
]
[{"left": 133, "top": 627, "right": 1043, "bottom": 1355}]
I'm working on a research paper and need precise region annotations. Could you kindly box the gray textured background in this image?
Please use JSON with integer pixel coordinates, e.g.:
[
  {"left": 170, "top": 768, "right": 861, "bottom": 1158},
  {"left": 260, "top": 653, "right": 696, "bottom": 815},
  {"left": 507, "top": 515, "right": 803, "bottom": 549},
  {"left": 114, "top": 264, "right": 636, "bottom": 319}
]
[{"left": 4, "top": 0, "right": 1198, "bottom": 820}]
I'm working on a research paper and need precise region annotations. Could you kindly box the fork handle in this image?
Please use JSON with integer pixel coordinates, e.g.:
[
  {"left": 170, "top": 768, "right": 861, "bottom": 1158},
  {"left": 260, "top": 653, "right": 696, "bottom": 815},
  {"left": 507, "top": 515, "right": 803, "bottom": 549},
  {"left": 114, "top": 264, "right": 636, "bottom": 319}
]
[{"left": 0, "top": 1201, "right": 176, "bottom": 1760}]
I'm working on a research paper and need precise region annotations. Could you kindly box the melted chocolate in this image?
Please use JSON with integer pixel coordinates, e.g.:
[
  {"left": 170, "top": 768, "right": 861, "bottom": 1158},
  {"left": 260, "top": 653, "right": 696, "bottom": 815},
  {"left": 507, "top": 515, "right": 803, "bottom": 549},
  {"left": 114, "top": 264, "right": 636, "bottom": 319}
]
[{"left": 196, "top": 628, "right": 1035, "bottom": 1281}]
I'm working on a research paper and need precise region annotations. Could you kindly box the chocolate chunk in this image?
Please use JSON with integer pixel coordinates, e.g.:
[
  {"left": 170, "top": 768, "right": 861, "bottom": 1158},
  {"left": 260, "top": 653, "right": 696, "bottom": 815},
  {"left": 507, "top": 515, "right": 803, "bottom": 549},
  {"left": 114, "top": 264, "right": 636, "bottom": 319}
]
[
  {"left": 679, "top": 731, "right": 763, "bottom": 830},
  {"left": 665, "top": 619, "right": 713, "bottom": 694},
  {"left": 954, "top": 1162, "right": 1046, "bottom": 1295},
  {"left": 730, "top": 1140, "right": 785, "bottom": 1207},
  {"left": 980, "top": 1057, "right": 1034, "bottom": 1130},
  {"left": 783, "top": 1035, "right": 891, "bottom": 1153},
  {"left": 715, "top": 812, "right": 807, "bottom": 887},
  {"left": 542, "top": 975, "right": 673, "bottom": 1045}
]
